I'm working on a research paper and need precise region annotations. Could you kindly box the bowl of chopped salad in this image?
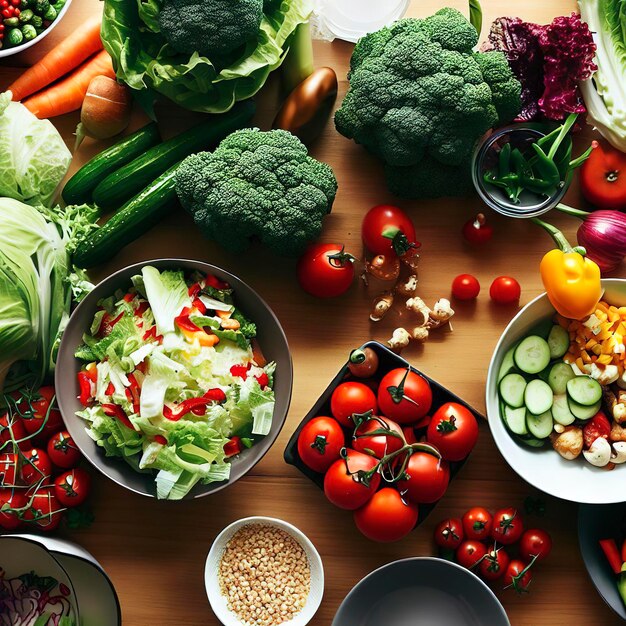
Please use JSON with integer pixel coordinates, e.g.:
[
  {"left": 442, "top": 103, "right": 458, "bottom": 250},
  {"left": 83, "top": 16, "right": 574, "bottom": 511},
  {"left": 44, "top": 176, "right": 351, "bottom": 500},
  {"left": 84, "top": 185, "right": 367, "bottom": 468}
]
[{"left": 55, "top": 259, "right": 292, "bottom": 500}]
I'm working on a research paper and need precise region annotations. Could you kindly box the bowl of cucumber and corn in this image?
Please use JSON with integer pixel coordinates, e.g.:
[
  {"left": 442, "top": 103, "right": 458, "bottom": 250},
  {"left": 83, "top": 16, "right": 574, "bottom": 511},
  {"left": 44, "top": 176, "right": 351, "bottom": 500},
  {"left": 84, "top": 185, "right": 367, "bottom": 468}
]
[{"left": 486, "top": 279, "right": 626, "bottom": 504}]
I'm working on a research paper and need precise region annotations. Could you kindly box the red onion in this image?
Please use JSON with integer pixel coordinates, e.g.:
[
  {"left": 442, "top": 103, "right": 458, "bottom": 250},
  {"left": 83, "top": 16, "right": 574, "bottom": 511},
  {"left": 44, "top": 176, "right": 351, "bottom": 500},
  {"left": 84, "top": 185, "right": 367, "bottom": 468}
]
[{"left": 556, "top": 205, "right": 626, "bottom": 273}]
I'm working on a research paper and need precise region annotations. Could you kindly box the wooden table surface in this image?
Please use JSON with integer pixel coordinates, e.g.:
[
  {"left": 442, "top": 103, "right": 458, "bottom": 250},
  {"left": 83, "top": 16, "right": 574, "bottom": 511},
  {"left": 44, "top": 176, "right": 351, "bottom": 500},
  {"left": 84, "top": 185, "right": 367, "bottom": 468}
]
[{"left": 3, "top": 0, "right": 624, "bottom": 624}]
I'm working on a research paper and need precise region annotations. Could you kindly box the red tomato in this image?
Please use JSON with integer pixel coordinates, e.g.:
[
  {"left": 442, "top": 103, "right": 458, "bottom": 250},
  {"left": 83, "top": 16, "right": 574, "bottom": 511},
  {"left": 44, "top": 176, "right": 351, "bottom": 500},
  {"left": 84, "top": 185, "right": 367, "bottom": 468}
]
[
  {"left": 519, "top": 529, "right": 552, "bottom": 563},
  {"left": 434, "top": 518, "right": 464, "bottom": 549},
  {"left": 451, "top": 274, "right": 480, "bottom": 300},
  {"left": 426, "top": 403, "right": 478, "bottom": 462},
  {"left": 330, "top": 382, "right": 378, "bottom": 428},
  {"left": 491, "top": 507, "right": 524, "bottom": 545},
  {"left": 397, "top": 451, "right": 449, "bottom": 504},
  {"left": 0, "top": 453, "right": 19, "bottom": 488},
  {"left": 21, "top": 386, "right": 63, "bottom": 440},
  {"left": 456, "top": 540, "right": 487, "bottom": 570},
  {"left": 297, "top": 243, "right": 356, "bottom": 298},
  {"left": 353, "top": 488, "right": 418, "bottom": 542},
  {"left": 462, "top": 507, "right": 493, "bottom": 541},
  {"left": 47, "top": 431, "right": 82, "bottom": 469},
  {"left": 22, "top": 487, "right": 63, "bottom": 532},
  {"left": 54, "top": 468, "right": 91, "bottom": 508},
  {"left": 479, "top": 545, "right": 510, "bottom": 582},
  {"left": 0, "top": 489, "right": 26, "bottom": 530},
  {"left": 20, "top": 448, "right": 53, "bottom": 486},
  {"left": 297, "top": 416, "right": 345, "bottom": 473},
  {"left": 323, "top": 449, "right": 380, "bottom": 510},
  {"left": 503, "top": 559, "right": 533, "bottom": 593},
  {"left": 402, "top": 426, "right": 418, "bottom": 445},
  {"left": 579, "top": 140, "right": 626, "bottom": 211},
  {"left": 0, "top": 411, "right": 28, "bottom": 450},
  {"left": 377, "top": 368, "right": 432, "bottom": 425},
  {"left": 489, "top": 276, "right": 521, "bottom": 305},
  {"left": 347, "top": 347, "right": 379, "bottom": 379},
  {"left": 462, "top": 213, "right": 493, "bottom": 245},
  {"left": 362, "top": 204, "right": 418, "bottom": 257},
  {"left": 583, "top": 411, "right": 611, "bottom": 450},
  {"left": 353, "top": 415, "right": 404, "bottom": 459}
]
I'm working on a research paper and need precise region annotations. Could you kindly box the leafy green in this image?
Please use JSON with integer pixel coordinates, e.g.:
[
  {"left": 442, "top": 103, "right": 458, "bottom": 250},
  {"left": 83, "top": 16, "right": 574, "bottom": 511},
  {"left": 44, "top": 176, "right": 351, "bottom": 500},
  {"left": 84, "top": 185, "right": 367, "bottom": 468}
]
[{"left": 141, "top": 266, "right": 190, "bottom": 336}]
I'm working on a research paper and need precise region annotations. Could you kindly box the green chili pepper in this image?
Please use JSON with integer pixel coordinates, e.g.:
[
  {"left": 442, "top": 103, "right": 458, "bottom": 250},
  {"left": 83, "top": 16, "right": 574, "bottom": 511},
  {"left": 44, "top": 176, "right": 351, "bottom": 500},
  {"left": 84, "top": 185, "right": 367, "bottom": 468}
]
[
  {"left": 520, "top": 174, "right": 557, "bottom": 196},
  {"left": 531, "top": 144, "right": 560, "bottom": 186}
]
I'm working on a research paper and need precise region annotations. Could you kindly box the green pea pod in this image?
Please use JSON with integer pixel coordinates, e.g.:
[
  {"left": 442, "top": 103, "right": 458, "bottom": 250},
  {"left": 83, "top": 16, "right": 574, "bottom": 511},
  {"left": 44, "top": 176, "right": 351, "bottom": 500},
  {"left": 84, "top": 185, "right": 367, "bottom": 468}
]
[
  {"left": 531, "top": 144, "right": 560, "bottom": 186},
  {"left": 498, "top": 142, "right": 511, "bottom": 178}
]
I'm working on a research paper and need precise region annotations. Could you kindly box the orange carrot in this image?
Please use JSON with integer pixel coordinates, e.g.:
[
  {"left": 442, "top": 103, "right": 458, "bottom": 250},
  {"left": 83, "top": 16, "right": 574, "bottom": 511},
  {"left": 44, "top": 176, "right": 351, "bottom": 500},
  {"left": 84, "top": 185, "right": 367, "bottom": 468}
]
[
  {"left": 8, "top": 15, "right": 103, "bottom": 102},
  {"left": 23, "top": 50, "right": 116, "bottom": 119}
]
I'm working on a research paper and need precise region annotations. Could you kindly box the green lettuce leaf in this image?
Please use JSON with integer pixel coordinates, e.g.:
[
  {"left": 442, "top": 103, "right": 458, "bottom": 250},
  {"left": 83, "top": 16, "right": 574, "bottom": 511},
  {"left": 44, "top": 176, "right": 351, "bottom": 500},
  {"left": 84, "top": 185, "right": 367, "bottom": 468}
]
[{"left": 142, "top": 266, "right": 189, "bottom": 336}]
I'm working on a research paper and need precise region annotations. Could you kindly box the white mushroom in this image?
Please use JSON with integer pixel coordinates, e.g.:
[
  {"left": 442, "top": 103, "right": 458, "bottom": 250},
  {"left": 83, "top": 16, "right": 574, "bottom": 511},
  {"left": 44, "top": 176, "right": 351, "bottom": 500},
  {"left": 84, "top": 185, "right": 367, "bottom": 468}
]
[
  {"left": 612, "top": 442, "right": 626, "bottom": 464},
  {"left": 586, "top": 363, "right": 619, "bottom": 386},
  {"left": 583, "top": 436, "right": 612, "bottom": 467}
]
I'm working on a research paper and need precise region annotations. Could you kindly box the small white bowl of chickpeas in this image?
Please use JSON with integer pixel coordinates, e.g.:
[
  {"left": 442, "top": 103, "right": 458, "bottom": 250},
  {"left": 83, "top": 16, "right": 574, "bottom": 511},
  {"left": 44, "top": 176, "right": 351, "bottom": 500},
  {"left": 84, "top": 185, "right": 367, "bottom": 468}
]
[{"left": 205, "top": 516, "right": 324, "bottom": 626}]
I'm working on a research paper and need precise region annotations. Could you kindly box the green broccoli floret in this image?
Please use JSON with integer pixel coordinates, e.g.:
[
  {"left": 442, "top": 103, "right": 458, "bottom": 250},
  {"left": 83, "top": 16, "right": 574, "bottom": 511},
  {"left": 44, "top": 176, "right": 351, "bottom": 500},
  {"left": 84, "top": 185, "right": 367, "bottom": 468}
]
[
  {"left": 334, "top": 8, "right": 521, "bottom": 199},
  {"left": 158, "top": 0, "right": 263, "bottom": 58},
  {"left": 176, "top": 128, "right": 337, "bottom": 257}
]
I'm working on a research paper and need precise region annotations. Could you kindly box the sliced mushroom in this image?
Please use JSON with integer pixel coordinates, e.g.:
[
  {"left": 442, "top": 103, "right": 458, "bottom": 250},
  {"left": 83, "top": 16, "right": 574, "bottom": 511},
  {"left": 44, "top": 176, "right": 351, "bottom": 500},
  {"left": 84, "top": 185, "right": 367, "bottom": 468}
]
[
  {"left": 612, "top": 441, "right": 626, "bottom": 464},
  {"left": 582, "top": 436, "right": 612, "bottom": 467},
  {"left": 550, "top": 426, "right": 583, "bottom": 460}
]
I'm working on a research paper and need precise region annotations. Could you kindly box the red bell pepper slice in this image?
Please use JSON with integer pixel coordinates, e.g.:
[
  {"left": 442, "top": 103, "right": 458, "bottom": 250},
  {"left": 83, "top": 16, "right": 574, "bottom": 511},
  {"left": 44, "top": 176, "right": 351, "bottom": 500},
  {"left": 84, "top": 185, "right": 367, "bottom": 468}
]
[
  {"left": 204, "top": 388, "right": 226, "bottom": 403},
  {"left": 224, "top": 436, "right": 242, "bottom": 458},
  {"left": 142, "top": 327, "right": 163, "bottom": 342},
  {"left": 175, "top": 306, "right": 201, "bottom": 333},
  {"left": 135, "top": 301, "right": 149, "bottom": 316},
  {"left": 163, "top": 390, "right": 227, "bottom": 421},
  {"left": 98, "top": 311, "right": 124, "bottom": 337},
  {"left": 77, "top": 372, "right": 93, "bottom": 407},
  {"left": 188, "top": 282, "right": 201, "bottom": 298},
  {"left": 206, "top": 274, "right": 230, "bottom": 290},
  {"left": 123, "top": 293, "right": 134, "bottom": 302},
  {"left": 105, "top": 382, "right": 115, "bottom": 396},
  {"left": 154, "top": 435, "right": 167, "bottom": 446},
  {"left": 192, "top": 298, "right": 207, "bottom": 315},
  {"left": 255, "top": 372, "right": 269, "bottom": 388},
  {"left": 102, "top": 404, "right": 134, "bottom": 431},
  {"left": 230, "top": 364, "right": 251, "bottom": 379},
  {"left": 125, "top": 375, "right": 140, "bottom": 413},
  {"left": 599, "top": 539, "right": 623, "bottom": 575},
  {"left": 621, "top": 538, "right": 626, "bottom": 564}
]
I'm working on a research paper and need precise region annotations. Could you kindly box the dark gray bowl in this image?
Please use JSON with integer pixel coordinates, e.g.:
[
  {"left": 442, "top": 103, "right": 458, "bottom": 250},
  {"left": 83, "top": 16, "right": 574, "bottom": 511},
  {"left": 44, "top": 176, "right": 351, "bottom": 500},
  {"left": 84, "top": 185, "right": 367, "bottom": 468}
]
[
  {"left": 55, "top": 258, "right": 293, "bottom": 499},
  {"left": 579, "top": 504, "right": 626, "bottom": 621},
  {"left": 332, "top": 557, "right": 510, "bottom": 626}
]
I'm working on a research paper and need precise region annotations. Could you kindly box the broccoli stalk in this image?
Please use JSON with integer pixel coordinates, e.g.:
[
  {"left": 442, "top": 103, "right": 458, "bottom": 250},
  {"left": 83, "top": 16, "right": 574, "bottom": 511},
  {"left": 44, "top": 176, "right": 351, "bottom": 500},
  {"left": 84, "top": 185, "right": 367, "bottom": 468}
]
[{"left": 281, "top": 22, "right": 315, "bottom": 94}]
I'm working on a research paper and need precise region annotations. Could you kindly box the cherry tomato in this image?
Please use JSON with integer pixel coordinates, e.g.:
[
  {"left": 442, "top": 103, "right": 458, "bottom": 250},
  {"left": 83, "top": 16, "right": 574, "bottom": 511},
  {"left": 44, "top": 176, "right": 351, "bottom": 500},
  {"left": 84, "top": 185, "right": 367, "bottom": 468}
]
[
  {"left": 21, "top": 386, "right": 63, "bottom": 440},
  {"left": 462, "top": 213, "right": 493, "bottom": 245},
  {"left": 297, "top": 243, "right": 356, "bottom": 298},
  {"left": 434, "top": 518, "right": 464, "bottom": 549},
  {"left": 347, "top": 347, "right": 379, "bottom": 378},
  {"left": 362, "top": 204, "right": 418, "bottom": 257},
  {"left": 479, "top": 545, "right": 510, "bottom": 582},
  {"left": 377, "top": 368, "right": 432, "bottom": 425},
  {"left": 20, "top": 448, "right": 52, "bottom": 486},
  {"left": 583, "top": 411, "right": 611, "bottom": 450},
  {"left": 451, "top": 274, "right": 480, "bottom": 300},
  {"left": 402, "top": 426, "right": 418, "bottom": 445},
  {"left": 519, "top": 529, "right": 552, "bottom": 563},
  {"left": 0, "top": 452, "right": 19, "bottom": 488},
  {"left": 297, "top": 416, "right": 345, "bottom": 473},
  {"left": 456, "top": 540, "right": 487, "bottom": 570},
  {"left": 54, "top": 468, "right": 91, "bottom": 508},
  {"left": 462, "top": 507, "right": 493, "bottom": 541},
  {"left": 353, "top": 487, "right": 418, "bottom": 542},
  {"left": 503, "top": 559, "right": 533, "bottom": 593},
  {"left": 0, "top": 411, "right": 28, "bottom": 451},
  {"left": 489, "top": 276, "right": 521, "bottom": 305},
  {"left": 491, "top": 507, "right": 524, "bottom": 545},
  {"left": 0, "top": 488, "right": 26, "bottom": 530},
  {"left": 353, "top": 415, "right": 404, "bottom": 459},
  {"left": 323, "top": 449, "right": 381, "bottom": 510},
  {"left": 47, "top": 430, "right": 81, "bottom": 469},
  {"left": 22, "top": 487, "right": 63, "bottom": 532},
  {"left": 330, "top": 382, "right": 378, "bottom": 428},
  {"left": 397, "top": 451, "right": 449, "bottom": 504},
  {"left": 579, "top": 140, "right": 626, "bottom": 211},
  {"left": 426, "top": 402, "right": 478, "bottom": 462}
]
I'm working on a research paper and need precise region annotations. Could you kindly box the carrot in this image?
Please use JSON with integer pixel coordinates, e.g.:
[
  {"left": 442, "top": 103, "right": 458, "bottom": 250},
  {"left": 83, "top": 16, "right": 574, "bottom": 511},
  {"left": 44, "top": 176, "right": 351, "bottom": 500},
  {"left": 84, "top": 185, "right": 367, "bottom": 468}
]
[
  {"left": 8, "top": 15, "right": 103, "bottom": 102},
  {"left": 23, "top": 50, "right": 116, "bottom": 119}
]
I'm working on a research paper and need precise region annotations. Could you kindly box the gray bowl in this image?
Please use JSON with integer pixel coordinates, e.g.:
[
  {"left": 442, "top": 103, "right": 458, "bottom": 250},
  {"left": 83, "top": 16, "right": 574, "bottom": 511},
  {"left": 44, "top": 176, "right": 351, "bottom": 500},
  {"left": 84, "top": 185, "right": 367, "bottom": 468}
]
[
  {"left": 332, "top": 557, "right": 510, "bottom": 626},
  {"left": 55, "top": 258, "right": 293, "bottom": 499}
]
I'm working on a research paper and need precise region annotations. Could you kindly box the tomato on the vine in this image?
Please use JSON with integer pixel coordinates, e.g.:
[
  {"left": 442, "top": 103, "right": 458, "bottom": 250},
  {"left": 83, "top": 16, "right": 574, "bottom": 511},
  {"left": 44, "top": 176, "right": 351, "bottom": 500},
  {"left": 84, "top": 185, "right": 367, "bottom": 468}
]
[
  {"left": 456, "top": 540, "right": 487, "bottom": 570},
  {"left": 20, "top": 448, "right": 53, "bottom": 486},
  {"left": 54, "top": 468, "right": 91, "bottom": 508},
  {"left": 489, "top": 276, "right": 521, "bottom": 305},
  {"left": 297, "top": 244, "right": 356, "bottom": 298},
  {"left": 353, "top": 487, "right": 418, "bottom": 542},
  {"left": 434, "top": 518, "right": 464, "bottom": 549},
  {"left": 491, "top": 507, "right": 524, "bottom": 545},
  {"left": 0, "top": 488, "right": 26, "bottom": 530},
  {"left": 519, "top": 529, "right": 552, "bottom": 562},
  {"left": 352, "top": 415, "right": 404, "bottom": 459},
  {"left": 323, "top": 449, "right": 380, "bottom": 510},
  {"left": 362, "top": 205, "right": 419, "bottom": 257},
  {"left": 462, "top": 507, "right": 493, "bottom": 541},
  {"left": 451, "top": 274, "right": 480, "bottom": 301},
  {"left": 377, "top": 368, "right": 432, "bottom": 425},
  {"left": 0, "top": 452, "right": 19, "bottom": 488},
  {"left": 397, "top": 451, "right": 449, "bottom": 504},
  {"left": 330, "top": 382, "right": 378, "bottom": 428},
  {"left": 479, "top": 545, "right": 510, "bottom": 582},
  {"left": 426, "top": 402, "right": 478, "bottom": 462},
  {"left": 22, "top": 487, "right": 63, "bottom": 532},
  {"left": 21, "top": 386, "right": 63, "bottom": 440},
  {"left": 0, "top": 412, "right": 28, "bottom": 451},
  {"left": 503, "top": 559, "right": 533, "bottom": 593},
  {"left": 47, "top": 431, "right": 81, "bottom": 469},
  {"left": 297, "top": 416, "right": 345, "bottom": 473}
]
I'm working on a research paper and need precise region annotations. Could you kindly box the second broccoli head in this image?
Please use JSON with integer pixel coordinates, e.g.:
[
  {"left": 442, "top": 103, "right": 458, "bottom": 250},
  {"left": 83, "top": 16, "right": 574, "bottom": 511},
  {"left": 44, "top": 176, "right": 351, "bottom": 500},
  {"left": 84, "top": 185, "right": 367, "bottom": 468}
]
[
  {"left": 334, "top": 8, "right": 522, "bottom": 199},
  {"left": 176, "top": 128, "right": 337, "bottom": 257}
]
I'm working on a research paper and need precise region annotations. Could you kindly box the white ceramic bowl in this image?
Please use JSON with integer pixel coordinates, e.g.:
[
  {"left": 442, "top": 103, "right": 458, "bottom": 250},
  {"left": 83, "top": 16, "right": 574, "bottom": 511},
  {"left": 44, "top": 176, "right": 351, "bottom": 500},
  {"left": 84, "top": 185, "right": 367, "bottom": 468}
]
[
  {"left": 205, "top": 516, "right": 324, "bottom": 626},
  {"left": 486, "top": 278, "right": 626, "bottom": 504},
  {"left": 0, "top": 0, "right": 73, "bottom": 58}
]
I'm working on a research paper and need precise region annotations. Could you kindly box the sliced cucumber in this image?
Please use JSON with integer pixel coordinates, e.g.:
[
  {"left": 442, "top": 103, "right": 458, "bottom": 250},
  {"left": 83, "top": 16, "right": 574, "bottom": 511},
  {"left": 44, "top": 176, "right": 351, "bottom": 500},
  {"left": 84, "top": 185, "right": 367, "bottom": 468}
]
[
  {"left": 548, "top": 325, "right": 570, "bottom": 359},
  {"left": 498, "top": 343, "right": 519, "bottom": 382},
  {"left": 566, "top": 376, "right": 603, "bottom": 406},
  {"left": 526, "top": 410, "right": 553, "bottom": 439},
  {"left": 499, "top": 373, "right": 527, "bottom": 408},
  {"left": 568, "top": 398, "right": 602, "bottom": 421},
  {"left": 514, "top": 336, "right": 551, "bottom": 374},
  {"left": 524, "top": 379, "right": 554, "bottom": 415},
  {"left": 518, "top": 435, "right": 547, "bottom": 448},
  {"left": 548, "top": 362, "right": 576, "bottom": 395},
  {"left": 504, "top": 405, "right": 528, "bottom": 435},
  {"left": 552, "top": 394, "right": 576, "bottom": 426}
]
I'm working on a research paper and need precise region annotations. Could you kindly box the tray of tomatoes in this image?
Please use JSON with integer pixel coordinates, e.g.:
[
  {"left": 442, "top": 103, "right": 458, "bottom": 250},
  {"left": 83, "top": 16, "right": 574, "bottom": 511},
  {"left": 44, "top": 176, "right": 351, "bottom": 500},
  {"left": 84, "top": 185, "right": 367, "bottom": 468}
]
[{"left": 284, "top": 341, "right": 482, "bottom": 542}]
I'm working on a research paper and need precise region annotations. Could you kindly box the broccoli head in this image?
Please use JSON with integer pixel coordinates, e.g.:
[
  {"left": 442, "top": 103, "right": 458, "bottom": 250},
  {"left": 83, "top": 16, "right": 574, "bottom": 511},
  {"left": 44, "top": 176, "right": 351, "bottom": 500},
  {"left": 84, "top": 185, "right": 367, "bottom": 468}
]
[
  {"left": 158, "top": 0, "right": 263, "bottom": 58},
  {"left": 334, "top": 8, "right": 521, "bottom": 199},
  {"left": 176, "top": 128, "right": 337, "bottom": 257}
]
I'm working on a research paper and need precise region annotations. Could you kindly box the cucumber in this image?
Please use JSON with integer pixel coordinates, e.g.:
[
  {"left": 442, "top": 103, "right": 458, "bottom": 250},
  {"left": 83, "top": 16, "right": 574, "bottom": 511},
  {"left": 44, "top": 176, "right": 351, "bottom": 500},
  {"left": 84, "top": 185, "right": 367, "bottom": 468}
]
[
  {"left": 518, "top": 435, "right": 546, "bottom": 448},
  {"left": 568, "top": 398, "right": 602, "bottom": 421},
  {"left": 514, "top": 335, "right": 551, "bottom": 374},
  {"left": 92, "top": 101, "right": 255, "bottom": 210},
  {"left": 73, "top": 164, "right": 179, "bottom": 269},
  {"left": 504, "top": 405, "right": 528, "bottom": 436},
  {"left": 498, "top": 343, "right": 519, "bottom": 382},
  {"left": 524, "top": 379, "right": 554, "bottom": 415},
  {"left": 526, "top": 410, "right": 553, "bottom": 439},
  {"left": 499, "top": 373, "right": 527, "bottom": 408},
  {"left": 566, "top": 376, "right": 602, "bottom": 406},
  {"left": 548, "top": 362, "right": 576, "bottom": 395},
  {"left": 547, "top": 324, "right": 569, "bottom": 359},
  {"left": 551, "top": 394, "right": 576, "bottom": 426},
  {"left": 62, "top": 123, "right": 160, "bottom": 205}
]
